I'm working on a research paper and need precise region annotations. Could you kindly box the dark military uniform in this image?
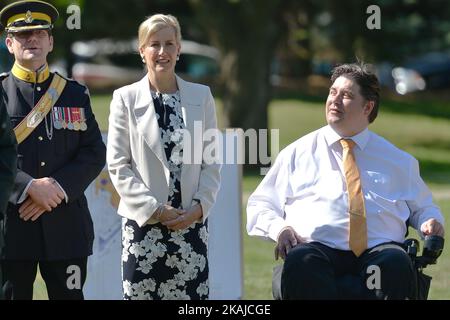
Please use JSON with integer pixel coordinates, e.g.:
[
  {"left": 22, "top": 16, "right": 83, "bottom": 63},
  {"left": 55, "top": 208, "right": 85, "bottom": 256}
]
[
  {"left": 0, "top": 0, "right": 106, "bottom": 300},
  {"left": 0, "top": 93, "right": 17, "bottom": 218},
  {"left": 1, "top": 69, "right": 106, "bottom": 299},
  {"left": 0, "top": 90, "right": 17, "bottom": 301}
]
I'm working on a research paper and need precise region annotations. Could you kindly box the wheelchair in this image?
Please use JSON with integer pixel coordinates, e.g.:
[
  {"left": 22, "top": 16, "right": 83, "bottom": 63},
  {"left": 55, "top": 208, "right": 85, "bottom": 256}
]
[{"left": 272, "top": 235, "right": 445, "bottom": 300}]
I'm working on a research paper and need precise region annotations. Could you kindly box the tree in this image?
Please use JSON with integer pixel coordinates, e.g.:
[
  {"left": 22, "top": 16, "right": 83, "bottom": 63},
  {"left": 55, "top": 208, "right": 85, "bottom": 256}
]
[{"left": 191, "top": 0, "right": 285, "bottom": 132}]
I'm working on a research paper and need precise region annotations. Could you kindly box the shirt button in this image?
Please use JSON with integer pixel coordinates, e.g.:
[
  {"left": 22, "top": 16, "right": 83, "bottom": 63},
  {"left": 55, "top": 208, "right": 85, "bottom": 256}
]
[
  {"left": 37, "top": 86, "right": 41, "bottom": 92},
  {"left": 38, "top": 136, "right": 43, "bottom": 141},
  {"left": 40, "top": 161, "right": 46, "bottom": 167}
]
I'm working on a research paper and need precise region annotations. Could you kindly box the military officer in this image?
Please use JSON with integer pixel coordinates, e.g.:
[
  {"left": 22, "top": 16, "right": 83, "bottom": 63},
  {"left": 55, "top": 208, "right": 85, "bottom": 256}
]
[
  {"left": 0, "top": 93, "right": 17, "bottom": 301},
  {"left": 0, "top": 1, "right": 106, "bottom": 300}
]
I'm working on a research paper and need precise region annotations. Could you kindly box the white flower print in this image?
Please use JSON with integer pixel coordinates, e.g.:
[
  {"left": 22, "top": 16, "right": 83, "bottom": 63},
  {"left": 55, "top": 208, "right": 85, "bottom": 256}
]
[
  {"left": 129, "top": 242, "right": 146, "bottom": 258},
  {"left": 131, "top": 292, "right": 152, "bottom": 300},
  {"left": 199, "top": 226, "right": 208, "bottom": 245},
  {"left": 178, "top": 242, "right": 193, "bottom": 260},
  {"left": 147, "top": 228, "right": 163, "bottom": 241},
  {"left": 189, "top": 252, "right": 207, "bottom": 272},
  {"left": 166, "top": 254, "right": 179, "bottom": 268},
  {"left": 152, "top": 242, "right": 167, "bottom": 258},
  {"left": 123, "top": 280, "right": 133, "bottom": 297},
  {"left": 161, "top": 128, "right": 172, "bottom": 146},
  {"left": 183, "top": 264, "right": 198, "bottom": 281},
  {"left": 144, "top": 251, "right": 158, "bottom": 265},
  {"left": 122, "top": 224, "right": 134, "bottom": 250},
  {"left": 137, "top": 257, "right": 153, "bottom": 274},
  {"left": 140, "top": 278, "right": 156, "bottom": 292},
  {"left": 169, "top": 113, "right": 183, "bottom": 129},
  {"left": 196, "top": 280, "right": 209, "bottom": 298},
  {"left": 140, "top": 236, "right": 154, "bottom": 252},
  {"left": 173, "top": 272, "right": 187, "bottom": 285},
  {"left": 123, "top": 225, "right": 135, "bottom": 242},
  {"left": 170, "top": 129, "right": 184, "bottom": 144},
  {"left": 173, "top": 289, "right": 191, "bottom": 300},
  {"left": 170, "top": 145, "right": 184, "bottom": 166},
  {"left": 170, "top": 229, "right": 189, "bottom": 245},
  {"left": 122, "top": 247, "right": 130, "bottom": 263}
]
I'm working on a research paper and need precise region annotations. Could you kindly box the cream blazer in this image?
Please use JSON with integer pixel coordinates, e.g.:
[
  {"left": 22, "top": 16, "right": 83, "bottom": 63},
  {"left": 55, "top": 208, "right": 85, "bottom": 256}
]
[{"left": 107, "top": 75, "right": 221, "bottom": 227}]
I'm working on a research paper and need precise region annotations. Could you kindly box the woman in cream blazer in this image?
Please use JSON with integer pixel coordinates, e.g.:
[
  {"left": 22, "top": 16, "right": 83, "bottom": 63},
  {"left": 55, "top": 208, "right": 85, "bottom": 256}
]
[{"left": 107, "top": 14, "right": 221, "bottom": 300}]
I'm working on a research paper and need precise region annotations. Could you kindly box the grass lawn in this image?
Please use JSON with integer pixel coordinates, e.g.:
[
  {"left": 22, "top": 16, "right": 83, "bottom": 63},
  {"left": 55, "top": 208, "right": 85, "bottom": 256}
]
[{"left": 32, "top": 93, "right": 450, "bottom": 300}]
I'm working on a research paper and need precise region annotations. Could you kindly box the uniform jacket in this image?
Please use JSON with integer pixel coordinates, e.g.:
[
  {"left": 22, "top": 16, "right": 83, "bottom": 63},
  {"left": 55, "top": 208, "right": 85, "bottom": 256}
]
[
  {"left": 107, "top": 75, "right": 221, "bottom": 227},
  {"left": 0, "top": 97, "right": 17, "bottom": 218},
  {"left": 1, "top": 71, "right": 106, "bottom": 260}
]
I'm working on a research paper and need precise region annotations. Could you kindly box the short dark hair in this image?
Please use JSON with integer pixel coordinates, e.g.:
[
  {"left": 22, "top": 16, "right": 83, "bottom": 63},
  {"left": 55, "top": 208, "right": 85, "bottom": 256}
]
[{"left": 331, "top": 62, "right": 380, "bottom": 123}]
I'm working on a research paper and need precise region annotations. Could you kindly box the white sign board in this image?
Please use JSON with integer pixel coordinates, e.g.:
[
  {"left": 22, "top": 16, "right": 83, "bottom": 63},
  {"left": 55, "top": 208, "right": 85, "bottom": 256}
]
[{"left": 83, "top": 132, "right": 243, "bottom": 299}]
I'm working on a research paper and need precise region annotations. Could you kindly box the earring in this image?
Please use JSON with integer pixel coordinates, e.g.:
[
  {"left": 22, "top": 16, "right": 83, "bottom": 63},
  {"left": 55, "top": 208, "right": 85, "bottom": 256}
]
[
  {"left": 141, "top": 57, "right": 145, "bottom": 63},
  {"left": 176, "top": 55, "right": 180, "bottom": 61}
]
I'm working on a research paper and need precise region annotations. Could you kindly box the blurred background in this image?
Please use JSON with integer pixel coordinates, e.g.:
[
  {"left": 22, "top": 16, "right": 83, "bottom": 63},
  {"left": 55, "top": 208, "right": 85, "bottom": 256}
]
[{"left": 1, "top": 0, "right": 449, "bottom": 299}]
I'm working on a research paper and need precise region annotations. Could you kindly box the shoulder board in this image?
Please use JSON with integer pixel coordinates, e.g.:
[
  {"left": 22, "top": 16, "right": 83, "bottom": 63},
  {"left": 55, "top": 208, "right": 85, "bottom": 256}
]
[
  {"left": 54, "top": 71, "right": 75, "bottom": 82},
  {"left": 54, "top": 71, "right": 90, "bottom": 96},
  {"left": 0, "top": 72, "right": 10, "bottom": 81}
]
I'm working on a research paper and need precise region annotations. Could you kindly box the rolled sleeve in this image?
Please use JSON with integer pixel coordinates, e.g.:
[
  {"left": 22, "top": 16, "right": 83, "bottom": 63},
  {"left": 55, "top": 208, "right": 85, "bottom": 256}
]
[
  {"left": 246, "top": 148, "right": 291, "bottom": 242},
  {"left": 407, "top": 158, "right": 445, "bottom": 236}
]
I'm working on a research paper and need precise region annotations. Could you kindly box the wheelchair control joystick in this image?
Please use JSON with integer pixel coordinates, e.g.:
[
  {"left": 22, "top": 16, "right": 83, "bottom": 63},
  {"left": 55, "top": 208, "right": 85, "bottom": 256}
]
[
  {"left": 404, "top": 235, "right": 444, "bottom": 269},
  {"left": 421, "top": 235, "right": 444, "bottom": 266}
]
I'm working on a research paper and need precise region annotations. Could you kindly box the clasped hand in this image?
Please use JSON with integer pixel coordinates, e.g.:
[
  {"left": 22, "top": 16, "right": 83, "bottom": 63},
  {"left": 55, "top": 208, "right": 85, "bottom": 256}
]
[
  {"left": 157, "top": 204, "right": 203, "bottom": 231},
  {"left": 18, "top": 177, "right": 65, "bottom": 221}
]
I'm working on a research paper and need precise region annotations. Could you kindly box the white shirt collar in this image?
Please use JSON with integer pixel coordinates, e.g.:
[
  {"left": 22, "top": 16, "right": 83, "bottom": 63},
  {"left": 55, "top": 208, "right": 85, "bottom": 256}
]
[{"left": 323, "top": 125, "right": 370, "bottom": 150}]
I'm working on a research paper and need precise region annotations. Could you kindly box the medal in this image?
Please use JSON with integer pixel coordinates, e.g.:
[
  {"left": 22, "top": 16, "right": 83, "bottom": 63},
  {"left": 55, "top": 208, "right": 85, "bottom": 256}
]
[
  {"left": 53, "top": 108, "right": 62, "bottom": 129},
  {"left": 54, "top": 119, "right": 62, "bottom": 129},
  {"left": 67, "top": 108, "right": 74, "bottom": 130},
  {"left": 80, "top": 109, "right": 88, "bottom": 131},
  {"left": 72, "top": 108, "right": 81, "bottom": 131},
  {"left": 73, "top": 121, "right": 80, "bottom": 131},
  {"left": 61, "top": 107, "right": 68, "bottom": 129}
]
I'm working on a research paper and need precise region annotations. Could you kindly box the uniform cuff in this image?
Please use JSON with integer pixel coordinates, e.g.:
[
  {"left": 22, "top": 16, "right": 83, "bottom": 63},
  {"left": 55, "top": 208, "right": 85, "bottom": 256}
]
[{"left": 18, "top": 179, "right": 34, "bottom": 204}]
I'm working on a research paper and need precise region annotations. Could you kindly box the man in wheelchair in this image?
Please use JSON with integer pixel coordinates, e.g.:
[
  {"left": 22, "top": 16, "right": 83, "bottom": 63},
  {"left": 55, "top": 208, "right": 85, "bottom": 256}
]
[{"left": 246, "top": 62, "right": 445, "bottom": 300}]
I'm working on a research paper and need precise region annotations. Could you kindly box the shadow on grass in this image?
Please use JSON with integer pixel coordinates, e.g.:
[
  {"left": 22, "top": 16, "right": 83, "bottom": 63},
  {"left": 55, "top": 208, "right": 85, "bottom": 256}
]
[
  {"left": 414, "top": 139, "right": 450, "bottom": 151},
  {"left": 416, "top": 158, "right": 450, "bottom": 185}
]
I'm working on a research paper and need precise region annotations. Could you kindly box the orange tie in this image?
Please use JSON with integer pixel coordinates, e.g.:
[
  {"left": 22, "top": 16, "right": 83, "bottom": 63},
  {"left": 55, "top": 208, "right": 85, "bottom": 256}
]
[{"left": 340, "top": 139, "right": 367, "bottom": 257}]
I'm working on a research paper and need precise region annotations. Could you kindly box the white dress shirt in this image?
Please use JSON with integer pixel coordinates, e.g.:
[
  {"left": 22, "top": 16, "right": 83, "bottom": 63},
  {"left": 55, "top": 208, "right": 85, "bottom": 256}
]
[{"left": 246, "top": 125, "right": 444, "bottom": 250}]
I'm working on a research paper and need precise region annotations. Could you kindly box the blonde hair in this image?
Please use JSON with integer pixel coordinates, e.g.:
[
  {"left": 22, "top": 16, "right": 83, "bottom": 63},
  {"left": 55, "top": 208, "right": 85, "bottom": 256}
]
[{"left": 138, "top": 14, "right": 182, "bottom": 51}]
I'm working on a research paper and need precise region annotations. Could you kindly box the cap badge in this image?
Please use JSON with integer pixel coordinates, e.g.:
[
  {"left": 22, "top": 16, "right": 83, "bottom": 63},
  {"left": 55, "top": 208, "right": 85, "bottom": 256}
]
[{"left": 25, "top": 10, "right": 33, "bottom": 23}]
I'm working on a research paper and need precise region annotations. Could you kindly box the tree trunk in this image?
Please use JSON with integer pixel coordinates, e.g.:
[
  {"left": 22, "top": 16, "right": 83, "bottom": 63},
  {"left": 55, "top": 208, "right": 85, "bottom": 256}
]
[{"left": 193, "top": 0, "right": 283, "bottom": 131}]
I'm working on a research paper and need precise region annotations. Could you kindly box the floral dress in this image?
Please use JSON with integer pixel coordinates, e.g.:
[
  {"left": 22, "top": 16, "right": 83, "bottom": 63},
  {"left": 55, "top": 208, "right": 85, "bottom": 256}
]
[{"left": 121, "top": 90, "right": 209, "bottom": 300}]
